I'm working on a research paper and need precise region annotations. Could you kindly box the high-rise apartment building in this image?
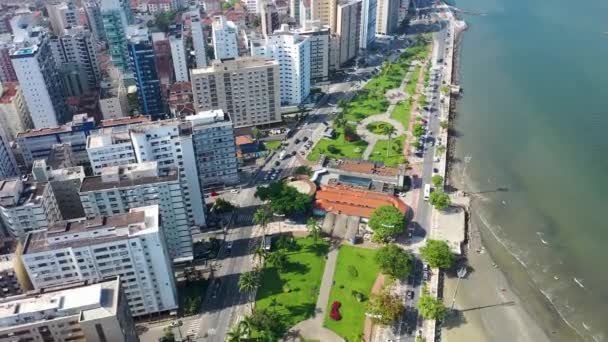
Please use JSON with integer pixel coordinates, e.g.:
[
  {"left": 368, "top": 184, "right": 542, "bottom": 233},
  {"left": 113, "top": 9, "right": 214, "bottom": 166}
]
[
  {"left": 260, "top": 1, "right": 280, "bottom": 36},
  {"left": 46, "top": 2, "right": 79, "bottom": 36},
  {"left": 20, "top": 205, "right": 179, "bottom": 317},
  {"left": 10, "top": 28, "right": 68, "bottom": 129},
  {"left": 0, "top": 179, "right": 62, "bottom": 239},
  {"left": 376, "top": 0, "right": 398, "bottom": 35},
  {"left": 84, "top": 0, "right": 107, "bottom": 42},
  {"left": 332, "top": 0, "right": 361, "bottom": 67},
  {"left": 99, "top": 76, "right": 129, "bottom": 119},
  {"left": 211, "top": 16, "right": 238, "bottom": 60},
  {"left": 190, "top": 9, "right": 207, "bottom": 68},
  {"left": 191, "top": 57, "right": 281, "bottom": 128},
  {"left": 101, "top": 0, "right": 133, "bottom": 74},
  {"left": 0, "top": 127, "right": 18, "bottom": 180},
  {"left": 252, "top": 25, "right": 310, "bottom": 106},
  {"left": 187, "top": 110, "right": 239, "bottom": 187},
  {"left": 169, "top": 24, "right": 189, "bottom": 82},
  {"left": 50, "top": 26, "right": 102, "bottom": 91},
  {"left": 359, "top": 0, "right": 376, "bottom": 48},
  {"left": 79, "top": 162, "right": 194, "bottom": 262},
  {"left": 32, "top": 159, "right": 85, "bottom": 220},
  {"left": 127, "top": 26, "right": 165, "bottom": 118},
  {"left": 151, "top": 32, "right": 174, "bottom": 92},
  {"left": 0, "top": 82, "right": 31, "bottom": 141},
  {"left": 297, "top": 20, "right": 330, "bottom": 84},
  {"left": 0, "top": 36, "right": 17, "bottom": 83},
  {"left": 245, "top": 0, "right": 260, "bottom": 13},
  {"left": 0, "top": 278, "right": 140, "bottom": 342}
]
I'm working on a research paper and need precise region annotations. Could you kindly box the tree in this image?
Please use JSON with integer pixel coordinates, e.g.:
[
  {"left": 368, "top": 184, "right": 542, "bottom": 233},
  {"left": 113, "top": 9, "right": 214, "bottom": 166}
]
[
  {"left": 375, "top": 244, "right": 413, "bottom": 279},
  {"left": 161, "top": 327, "right": 175, "bottom": 342},
  {"left": 436, "top": 145, "right": 446, "bottom": 156},
  {"left": 368, "top": 205, "right": 405, "bottom": 242},
  {"left": 344, "top": 124, "right": 358, "bottom": 142},
  {"left": 213, "top": 198, "right": 235, "bottom": 213},
  {"left": 413, "top": 123, "right": 425, "bottom": 137},
  {"left": 294, "top": 165, "right": 312, "bottom": 176},
  {"left": 431, "top": 175, "right": 444, "bottom": 189},
  {"left": 253, "top": 245, "right": 267, "bottom": 264},
  {"left": 306, "top": 217, "right": 321, "bottom": 243},
  {"left": 238, "top": 270, "right": 260, "bottom": 294},
  {"left": 382, "top": 125, "right": 397, "bottom": 158},
  {"left": 154, "top": 10, "right": 177, "bottom": 32},
  {"left": 439, "top": 120, "right": 449, "bottom": 130},
  {"left": 266, "top": 249, "right": 288, "bottom": 271},
  {"left": 250, "top": 15, "right": 261, "bottom": 27},
  {"left": 253, "top": 206, "right": 272, "bottom": 234},
  {"left": 420, "top": 239, "right": 455, "bottom": 269},
  {"left": 366, "top": 290, "right": 404, "bottom": 325},
  {"left": 255, "top": 182, "right": 312, "bottom": 216},
  {"left": 429, "top": 191, "right": 450, "bottom": 210},
  {"left": 418, "top": 293, "right": 448, "bottom": 320},
  {"left": 248, "top": 308, "right": 284, "bottom": 339},
  {"left": 334, "top": 117, "right": 347, "bottom": 129}
]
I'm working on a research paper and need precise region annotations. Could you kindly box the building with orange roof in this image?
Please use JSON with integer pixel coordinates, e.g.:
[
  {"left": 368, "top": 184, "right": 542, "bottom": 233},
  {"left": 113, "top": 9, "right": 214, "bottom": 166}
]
[{"left": 314, "top": 184, "right": 409, "bottom": 218}]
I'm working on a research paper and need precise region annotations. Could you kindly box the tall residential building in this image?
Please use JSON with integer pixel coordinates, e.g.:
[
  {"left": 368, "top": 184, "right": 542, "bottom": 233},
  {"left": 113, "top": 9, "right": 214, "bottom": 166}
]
[
  {"left": 359, "top": 0, "right": 376, "bottom": 49},
  {"left": 32, "top": 159, "right": 85, "bottom": 220},
  {"left": 0, "top": 247, "right": 31, "bottom": 298},
  {"left": 49, "top": 26, "right": 102, "bottom": 91},
  {"left": 333, "top": 0, "right": 361, "bottom": 67},
  {"left": 84, "top": 0, "right": 107, "bottom": 42},
  {"left": 20, "top": 205, "right": 179, "bottom": 317},
  {"left": 291, "top": 0, "right": 301, "bottom": 25},
  {"left": 10, "top": 29, "right": 69, "bottom": 129},
  {"left": 187, "top": 110, "right": 239, "bottom": 187},
  {"left": 151, "top": 32, "right": 174, "bottom": 92},
  {"left": 0, "top": 36, "right": 17, "bottom": 83},
  {"left": 87, "top": 121, "right": 207, "bottom": 227},
  {"left": 127, "top": 26, "right": 165, "bottom": 118},
  {"left": 191, "top": 57, "right": 281, "bottom": 128},
  {"left": 169, "top": 24, "right": 189, "bottom": 82},
  {"left": 376, "top": 0, "right": 398, "bottom": 35},
  {"left": 99, "top": 76, "right": 129, "bottom": 119},
  {"left": 79, "top": 162, "right": 193, "bottom": 261},
  {"left": 251, "top": 24, "right": 310, "bottom": 106},
  {"left": 309, "top": 0, "right": 338, "bottom": 31},
  {"left": 297, "top": 20, "right": 330, "bottom": 84},
  {"left": 190, "top": 9, "right": 207, "bottom": 68},
  {"left": 245, "top": 0, "right": 260, "bottom": 13},
  {"left": 0, "top": 126, "right": 18, "bottom": 180},
  {"left": 211, "top": 16, "right": 238, "bottom": 60},
  {"left": 101, "top": 0, "right": 133, "bottom": 74},
  {"left": 46, "top": 2, "right": 79, "bottom": 36},
  {"left": 260, "top": 1, "right": 280, "bottom": 37},
  {"left": 0, "top": 179, "right": 62, "bottom": 239},
  {"left": 0, "top": 278, "right": 140, "bottom": 342},
  {"left": 0, "top": 82, "right": 32, "bottom": 141},
  {"left": 398, "top": 0, "right": 410, "bottom": 22}
]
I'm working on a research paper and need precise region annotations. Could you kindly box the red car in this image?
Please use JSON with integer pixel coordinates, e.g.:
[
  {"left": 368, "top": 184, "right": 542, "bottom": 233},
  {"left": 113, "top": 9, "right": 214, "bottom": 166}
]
[{"left": 211, "top": 191, "right": 219, "bottom": 197}]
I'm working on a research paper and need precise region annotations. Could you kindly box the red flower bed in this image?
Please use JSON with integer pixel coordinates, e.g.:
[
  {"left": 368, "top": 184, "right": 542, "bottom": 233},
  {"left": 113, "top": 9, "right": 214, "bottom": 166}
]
[{"left": 330, "top": 301, "right": 342, "bottom": 321}]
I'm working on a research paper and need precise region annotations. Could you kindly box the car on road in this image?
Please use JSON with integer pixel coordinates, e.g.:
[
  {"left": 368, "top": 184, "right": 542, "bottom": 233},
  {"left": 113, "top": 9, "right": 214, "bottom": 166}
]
[
  {"left": 302, "top": 136, "right": 309, "bottom": 141},
  {"left": 210, "top": 191, "right": 219, "bottom": 197},
  {"left": 407, "top": 290, "right": 415, "bottom": 300},
  {"left": 274, "top": 161, "right": 280, "bottom": 166},
  {"left": 294, "top": 138, "right": 301, "bottom": 144},
  {"left": 230, "top": 189, "right": 239, "bottom": 194},
  {"left": 398, "top": 192, "right": 407, "bottom": 197},
  {"left": 226, "top": 241, "right": 233, "bottom": 251},
  {"left": 291, "top": 151, "right": 296, "bottom": 156}
]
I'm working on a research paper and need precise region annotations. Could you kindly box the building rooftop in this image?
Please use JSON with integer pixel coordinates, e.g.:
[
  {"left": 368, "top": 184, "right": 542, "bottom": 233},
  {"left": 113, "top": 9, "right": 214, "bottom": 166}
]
[
  {"left": 0, "top": 278, "right": 119, "bottom": 328},
  {"left": 191, "top": 56, "right": 278, "bottom": 75},
  {"left": 87, "top": 131, "right": 132, "bottom": 149},
  {"left": 0, "top": 180, "right": 46, "bottom": 208},
  {"left": 80, "top": 162, "right": 178, "bottom": 192},
  {"left": 185, "top": 109, "right": 228, "bottom": 125},
  {"left": 99, "top": 115, "right": 151, "bottom": 127},
  {"left": 0, "top": 82, "right": 19, "bottom": 104},
  {"left": 16, "top": 114, "right": 95, "bottom": 139},
  {"left": 315, "top": 184, "right": 408, "bottom": 218}
]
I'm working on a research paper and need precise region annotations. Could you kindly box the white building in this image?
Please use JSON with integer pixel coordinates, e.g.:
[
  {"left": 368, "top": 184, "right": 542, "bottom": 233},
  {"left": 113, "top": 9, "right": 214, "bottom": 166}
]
[
  {"left": 87, "top": 121, "right": 206, "bottom": 227},
  {"left": 46, "top": 2, "right": 78, "bottom": 36},
  {"left": 359, "top": 0, "right": 377, "bottom": 49},
  {"left": 10, "top": 28, "right": 68, "bottom": 128},
  {"left": 190, "top": 8, "right": 207, "bottom": 68},
  {"left": 21, "top": 205, "right": 179, "bottom": 317},
  {"left": 331, "top": 0, "right": 361, "bottom": 68},
  {"left": 0, "top": 278, "right": 139, "bottom": 342},
  {"left": 0, "top": 82, "right": 32, "bottom": 141},
  {"left": 49, "top": 26, "right": 101, "bottom": 91},
  {"left": 0, "top": 179, "right": 62, "bottom": 239},
  {"left": 211, "top": 16, "right": 238, "bottom": 60},
  {"left": 99, "top": 76, "right": 129, "bottom": 119},
  {"left": 297, "top": 20, "right": 330, "bottom": 84},
  {"left": 79, "top": 162, "right": 193, "bottom": 262},
  {"left": 0, "top": 127, "right": 18, "bottom": 180},
  {"left": 186, "top": 110, "right": 239, "bottom": 187},
  {"left": 191, "top": 57, "right": 281, "bottom": 128},
  {"left": 376, "top": 0, "right": 399, "bottom": 35},
  {"left": 251, "top": 24, "right": 310, "bottom": 106},
  {"left": 169, "top": 24, "right": 189, "bottom": 82}
]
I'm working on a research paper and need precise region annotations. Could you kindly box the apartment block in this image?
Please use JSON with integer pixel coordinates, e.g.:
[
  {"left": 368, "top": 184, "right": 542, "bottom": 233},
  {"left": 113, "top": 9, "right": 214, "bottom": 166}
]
[
  {"left": 0, "top": 83, "right": 32, "bottom": 141},
  {"left": 0, "top": 278, "right": 139, "bottom": 342},
  {"left": 46, "top": 2, "right": 79, "bottom": 36},
  {"left": 79, "top": 162, "right": 193, "bottom": 262},
  {"left": 0, "top": 37, "right": 17, "bottom": 83},
  {"left": 191, "top": 57, "right": 281, "bottom": 128},
  {"left": 297, "top": 20, "right": 330, "bottom": 84},
  {"left": 260, "top": 1, "right": 280, "bottom": 37},
  {"left": 334, "top": 0, "right": 361, "bottom": 67},
  {"left": 0, "top": 180, "right": 62, "bottom": 239},
  {"left": 0, "top": 125, "right": 18, "bottom": 180},
  {"left": 375, "top": 0, "right": 398, "bottom": 35},
  {"left": 49, "top": 26, "right": 101, "bottom": 91},
  {"left": 84, "top": 0, "right": 106, "bottom": 42},
  {"left": 99, "top": 77, "right": 129, "bottom": 120},
  {"left": 211, "top": 16, "right": 238, "bottom": 60},
  {"left": 101, "top": 0, "right": 133, "bottom": 74},
  {"left": 360, "top": 0, "right": 377, "bottom": 48},
  {"left": 169, "top": 24, "right": 189, "bottom": 82},
  {"left": 187, "top": 110, "right": 239, "bottom": 188},
  {"left": 21, "top": 205, "right": 178, "bottom": 317},
  {"left": 32, "top": 159, "right": 85, "bottom": 220},
  {"left": 189, "top": 8, "right": 207, "bottom": 68}
]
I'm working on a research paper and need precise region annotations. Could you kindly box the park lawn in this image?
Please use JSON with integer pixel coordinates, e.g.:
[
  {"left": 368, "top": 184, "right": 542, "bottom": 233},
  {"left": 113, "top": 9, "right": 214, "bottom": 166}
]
[
  {"left": 391, "top": 100, "right": 412, "bottom": 129},
  {"left": 264, "top": 140, "right": 282, "bottom": 150},
  {"left": 255, "top": 237, "right": 329, "bottom": 329},
  {"left": 307, "top": 127, "right": 368, "bottom": 161},
  {"left": 366, "top": 121, "right": 394, "bottom": 134},
  {"left": 404, "top": 65, "right": 421, "bottom": 95},
  {"left": 324, "top": 246, "right": 380, "bottom": 342},
  {"left": 369, "top": 135, "right": 407, "bottom": 167}
]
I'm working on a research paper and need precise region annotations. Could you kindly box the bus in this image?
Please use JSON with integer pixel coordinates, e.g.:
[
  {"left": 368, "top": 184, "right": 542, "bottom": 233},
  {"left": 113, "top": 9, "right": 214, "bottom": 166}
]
[{"left": 423, "top": 184, "right": 432, "bottom": 201}]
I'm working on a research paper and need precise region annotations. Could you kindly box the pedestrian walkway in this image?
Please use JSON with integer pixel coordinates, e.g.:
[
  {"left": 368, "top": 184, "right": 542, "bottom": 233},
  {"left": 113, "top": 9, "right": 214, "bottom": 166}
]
[
  {"left": 283, "top": 245, "right": 344, "bottom": 342},
  {"left": 357, "top": 113, "right": 407, "bottom": 160}
]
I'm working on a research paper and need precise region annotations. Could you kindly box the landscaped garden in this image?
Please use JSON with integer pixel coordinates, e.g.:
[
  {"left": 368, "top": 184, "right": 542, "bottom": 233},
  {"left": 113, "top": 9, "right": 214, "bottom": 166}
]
[
  {"left": 264, "top": 140, "right": 282, "bottom": 151},
  {"left": 323, "top": 245, "right": 380, "bottom": 342},
  {"left": 391, "top": 100, "right": 412, "bottom": 128},
  {"left": 366, "top": 121, "right": 395, "bottom": 135},
  {"left": 369, "top": 135, "right": 407, "bottom": 167},
  {"left": 307, "top": 126, "right": 368, "bottom": 161},
  {"left": 404, "top": 65, "right": 421, "bottom": 95}
]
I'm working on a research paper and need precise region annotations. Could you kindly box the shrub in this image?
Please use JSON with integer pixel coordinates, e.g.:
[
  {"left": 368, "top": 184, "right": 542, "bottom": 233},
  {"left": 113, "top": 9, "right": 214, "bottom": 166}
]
[
  {"left": 351, "top": 290, "right": 366, "bottom": 302},
  {"left": 347, "top": 265, "right": 359, "bottom": 278},
  {"left": 330, "top": 301, "right": 342, "bottom": 321}
]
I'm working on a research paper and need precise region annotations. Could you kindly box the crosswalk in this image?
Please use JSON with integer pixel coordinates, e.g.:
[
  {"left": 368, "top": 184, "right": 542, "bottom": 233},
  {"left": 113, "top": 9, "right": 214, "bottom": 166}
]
[
  {"left": 182, "top": 316, "right": 203, "bottom": 340},
  {"left": 235, "top": 212, "right": 254, "bottom": 225}
]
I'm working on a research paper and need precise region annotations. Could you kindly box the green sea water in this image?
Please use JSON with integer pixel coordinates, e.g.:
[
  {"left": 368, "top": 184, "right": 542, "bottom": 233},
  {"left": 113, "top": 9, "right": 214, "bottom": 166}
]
[{"left": 450, "top": 0, "right": 608, "bottom": 340}]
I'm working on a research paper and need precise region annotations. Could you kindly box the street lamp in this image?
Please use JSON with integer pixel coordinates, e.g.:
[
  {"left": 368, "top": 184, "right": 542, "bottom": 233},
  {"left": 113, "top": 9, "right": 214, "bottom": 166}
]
[{"left": 450, "top": 267, "right": 468, "bottom": 310}]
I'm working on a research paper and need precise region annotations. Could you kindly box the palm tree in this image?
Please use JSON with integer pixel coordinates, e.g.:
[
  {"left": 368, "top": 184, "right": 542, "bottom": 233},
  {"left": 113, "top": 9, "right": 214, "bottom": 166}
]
[
  {"left": 226, "top": 319, "right": 251, "bottom": 342},
  {"left": 383, "top": 125, "right": 397, "bottom": 158},
  {"left": 267, "top": 250, "right": 288, "bottom": 272},
  {"left": 253, "top": 245, "right": 267, "bottom": 264},
  {"left": 334, "top": 117, "right": 347, "bottom": 129},
  {"left": 238, "top": 270, "right": 260, "bottom": 294},
  {"left": 306, "top": 217, "right": 321, "bottom": 243},
  {"left": 253, "top": 206, "right": 272, "bottom": 235}
]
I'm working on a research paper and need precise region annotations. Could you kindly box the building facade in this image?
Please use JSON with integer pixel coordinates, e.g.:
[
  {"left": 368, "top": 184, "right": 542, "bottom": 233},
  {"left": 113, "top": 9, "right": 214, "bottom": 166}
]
[
  {"left": 50, "top": 26, "right": 101, "bottom": 92},
  {"left": 21, "top": 205, "right": 179, "bottom": 317},
  {"left": 0, "top": 37, "right": 17, "bottom": 83},
  {"left": 79, "top": 162, "right": 193, "bottom": 262},
  {"left": 0, "top": 82, "right": 31, "bottom": 141},
  {"left": 191, "top": 57, "right": 281, "bottom": 128},
  {"left": 46, "top": 2, "right": 79, "bottom": 36},
  {"left": 297, "top": 20, "right": 330, "bottom": 84},
  {"left": 0, "top": 128, "right": 18, "bottom": 180},
  {"left": 169, "top": 24, "right": 189, "bottom": 82},
  {"left": 376, "top": 0, "right": 399, "bottom": 35},
  {"left": 359, "top": 0, "right": 376, "bottom": 49},
  {"left": 334, "top": 0, "right": 361, "bottom": 67},
  {"left": 101, "top": 0, "right": 133, "bottom": 74},
  {"left": 32, "top": 159, "right": 85, "bottom": 220},
  {"left": 211, "top": 16, "right": 238, "bottom": 60},
  {"left": 190, "top": 9, "right": 207, "bottom": 68}
]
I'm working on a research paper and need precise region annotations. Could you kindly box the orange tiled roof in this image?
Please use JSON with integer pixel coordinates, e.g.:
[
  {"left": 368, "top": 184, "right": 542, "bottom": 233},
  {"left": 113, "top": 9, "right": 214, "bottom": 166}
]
[
  {"left": 235, "top": 135, "right": 253, "bottom": 146},
  {"left": 315, "top": 185, "right": 408, "bottom": 218}
]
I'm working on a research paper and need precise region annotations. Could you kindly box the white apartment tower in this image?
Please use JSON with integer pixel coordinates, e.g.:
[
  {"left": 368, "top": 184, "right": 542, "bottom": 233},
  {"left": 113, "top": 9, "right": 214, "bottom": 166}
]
[
  {"left": 252, "top": 24, "right": 311, "bottom": 106},
  {"left": 211, "top": 16, "right": 238, "bottom": 60},
  {"left": 79, "top": 162, "right": 194, "bottom": 262},
  {"left": 333, "top": 0, "right": 361, "bottom": 67},
  {"left": 190, "top": 9, "right": 208, "bottom": 68},
  {"left": 20, "top": 205, "right": 179, "bottom": 317},
  {"left": 297, "top": 20, "right": 330, "bottom": 84},
  {"left": 169, "top": 24, "right": 189, "bottom": 82},
  {"left": 191, "top": 57, "right": 281, "bottom": 128}
]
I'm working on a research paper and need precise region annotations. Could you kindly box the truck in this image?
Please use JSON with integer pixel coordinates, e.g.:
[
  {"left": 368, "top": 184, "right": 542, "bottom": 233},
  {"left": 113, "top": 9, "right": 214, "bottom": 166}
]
[
  {"left": 424, "top": 184, "right": 432, "bottom": 201},
  {"left": 279, "top": 151, "right": 287, "bottom": 160}
]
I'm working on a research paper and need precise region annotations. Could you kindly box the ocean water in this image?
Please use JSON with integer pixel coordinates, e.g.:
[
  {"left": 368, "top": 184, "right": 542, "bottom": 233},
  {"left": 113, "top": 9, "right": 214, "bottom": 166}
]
[{"left": 449, "top": 0, "right": 608, "bottom": 340}]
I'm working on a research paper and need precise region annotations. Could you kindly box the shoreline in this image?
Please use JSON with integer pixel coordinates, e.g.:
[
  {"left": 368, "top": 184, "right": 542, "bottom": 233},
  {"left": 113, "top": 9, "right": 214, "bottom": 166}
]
[{"left": 442, "top": 12, "right": 582, "bottom": 342}]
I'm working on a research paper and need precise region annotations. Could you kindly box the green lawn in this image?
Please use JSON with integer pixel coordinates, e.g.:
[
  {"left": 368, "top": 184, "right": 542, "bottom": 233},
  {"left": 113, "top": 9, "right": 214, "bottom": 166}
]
[
  {"left": 264, "top": 140, "right": 282, "bottom": 150},
  {"left": 324, "top": 246, "right": 380, "bottom": 342},
  {"left": 404, "top": 65, "right": 421, "bottom": 95},
  {"left": 369, "top": 135, "right": 407, "bottom": 167},
  {"left": 256, "top": 237, "right": 329, "bottom": 329},
  {"left": 307, "top": 127, "right": 368, "bottom": 161},
  {"left": 391, "top": 100, "right": 412, "bottom": 129},
  {"left": 366, "top": 121, "right": 394, "bottom": 134}
]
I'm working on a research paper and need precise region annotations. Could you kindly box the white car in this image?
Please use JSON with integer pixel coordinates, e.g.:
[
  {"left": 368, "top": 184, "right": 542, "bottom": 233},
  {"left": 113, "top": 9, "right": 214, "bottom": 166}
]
[{"left": 230, "top": 189, "right": 239, "bottom": 194}]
